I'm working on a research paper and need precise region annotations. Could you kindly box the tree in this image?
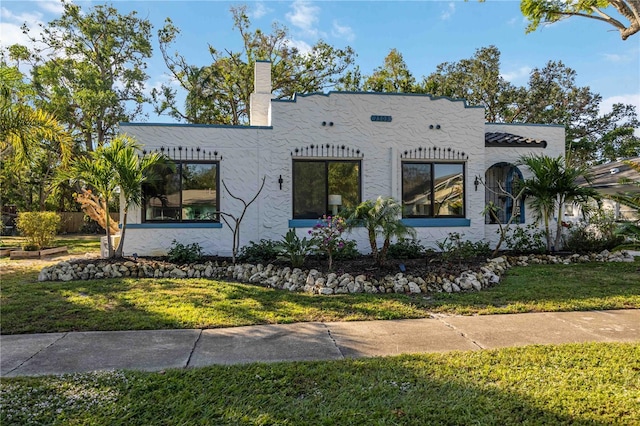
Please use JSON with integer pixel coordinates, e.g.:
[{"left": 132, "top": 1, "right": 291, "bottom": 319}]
[
  {"left": 0, "top": 64, "right": 72, "bottom": 211},
  {"left": 362, "top": 49, "right": 420, "bottom": 93},
  {"left": 345, "top": 197, "right": 416, "bottom": 266},
  {"left": 219, "top": 176, "right": 266, "bottom": 264},
  {"left": 520, "top": 0, "right": 640, "bottom": 40},
  {"left": 21, "top": 1, "right": 153, "bottom": 150},
  {"left": 100, "top": 136, "right": 168, "bottom": 257},
  {"left": 518, "top": 154, "right": 600, "bottom": 251},
  {"left": 63, "top": 149, "right": 119, "bottom": 257},
  {"left": 423, "top": 46, "right": 518, "bottom": 122},
  {"left": 153, "top": 6, "right": 355, "bottom": 124},
  {"left": 424, "top": 47, "right": 639, "bottom": 162},
  {"left": 62, "top": 135, "right": 166, "bottom": 258}
]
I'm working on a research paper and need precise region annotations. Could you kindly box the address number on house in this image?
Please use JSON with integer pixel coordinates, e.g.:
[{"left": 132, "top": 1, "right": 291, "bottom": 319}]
[{"left": 370, "top": 115, "right": 392, "bottom": 122}]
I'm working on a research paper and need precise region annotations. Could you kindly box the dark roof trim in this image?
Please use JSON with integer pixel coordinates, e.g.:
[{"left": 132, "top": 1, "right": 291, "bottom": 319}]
[
  {"left": 272, "top": 91, "right": 484, "bottom": 109},
  {"left": 485, "top": 132, "right": 547, "bottom": 148}
]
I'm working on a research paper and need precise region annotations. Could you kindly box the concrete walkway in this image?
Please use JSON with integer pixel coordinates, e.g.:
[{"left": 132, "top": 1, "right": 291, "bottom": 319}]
[{"left": 2, "top": 310, "right": 639, "bottom": 377}]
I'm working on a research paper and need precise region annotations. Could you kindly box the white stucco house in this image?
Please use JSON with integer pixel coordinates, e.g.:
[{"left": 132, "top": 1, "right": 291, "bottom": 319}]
[{"left": 118, "top": 61, "right": 564, "bottom": 257}]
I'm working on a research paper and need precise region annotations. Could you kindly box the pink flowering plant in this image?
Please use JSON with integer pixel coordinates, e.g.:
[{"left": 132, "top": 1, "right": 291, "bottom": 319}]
[{"left": 309, "top": 215, "right": 346, "bottom": 270}]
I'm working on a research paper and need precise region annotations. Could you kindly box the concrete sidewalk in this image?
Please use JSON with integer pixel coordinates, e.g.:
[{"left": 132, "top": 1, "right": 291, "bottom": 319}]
[{"left": 2, "top": 310, "right": 639, "bottom": 377}]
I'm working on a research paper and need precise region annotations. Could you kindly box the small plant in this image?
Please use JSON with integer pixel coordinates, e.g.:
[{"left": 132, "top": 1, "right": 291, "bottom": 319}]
[
  {"left": 503, "top": 224, "right": 546, "bottom": 254},
  {"left": 16, "top": 212, "right": 61, "bottom": 250},
  {"left": 275, "top": 229, "right": 314, "bottom": 268},
  {"left": 238, "top": 239, "right": 280, "bottom": 263},
  {"left": 387, "top": 238, "right": 425, "bottom": 259},
  {"left": 333, "top": 238, "right": 360, "bottom": 260},
  {"left": 309, "top": 215, "right": 346, "bottom": 270},
  {"left": 436, "top": 232, "right": 491, "bottom": 264},
  {"left": 344, "top": 196, "right": 415, "bottom": 266},
  {"left": 167, "top": 240, "right": 203, "bottom": 263}
]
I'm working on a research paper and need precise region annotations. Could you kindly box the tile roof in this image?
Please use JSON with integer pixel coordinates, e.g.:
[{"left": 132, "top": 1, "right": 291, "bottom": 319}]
[{"left": 485, "top": 132, "right": 547, "bottom": 148}]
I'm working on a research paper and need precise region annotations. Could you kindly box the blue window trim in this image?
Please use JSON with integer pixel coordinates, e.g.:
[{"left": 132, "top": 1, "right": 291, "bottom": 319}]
[
  {"left": 127, "top": 223, "right": 222, "bottom": 229},
  {"left": 288, "top": 219, "right": 323, "bottom": 228},
  {"left": 401, "top": 218, "right": 470, "bottom": 227}
]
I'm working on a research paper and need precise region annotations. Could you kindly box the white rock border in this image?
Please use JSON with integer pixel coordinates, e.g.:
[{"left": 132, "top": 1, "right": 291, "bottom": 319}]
[{"left": 37, "top": 250, "right": 636, "bottom": 295}]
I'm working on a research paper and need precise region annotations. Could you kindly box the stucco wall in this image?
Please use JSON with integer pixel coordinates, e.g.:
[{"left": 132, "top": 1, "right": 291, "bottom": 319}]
[
  {"left": 120, "top": 94, "right": 564, "bottom": 257},
  {"left": 483, "top": 123, "right": 566, "bottom": 246}
]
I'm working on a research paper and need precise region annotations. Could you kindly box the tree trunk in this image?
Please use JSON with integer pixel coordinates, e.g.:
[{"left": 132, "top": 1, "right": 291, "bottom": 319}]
[
  {"left": 115, "top": 209, "right": 127, "bottom": 257},
  {"left": 103, "top": 199, "right": 113, "bottom": 258}
]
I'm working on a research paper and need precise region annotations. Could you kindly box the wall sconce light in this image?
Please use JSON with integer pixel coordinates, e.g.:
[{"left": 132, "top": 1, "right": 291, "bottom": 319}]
[
  {"left": 278, "top": 175, "right": 284, "bottom": 190},
  {"left": 322, "top": 121, "right": 327, "bottom": 126},
  {"left": 329, "top": 121, "right": 334, "bottom": 126},
  {"left": 474, "top": 175, "right": 480, "bottom": 191},
  {"left": 429, "top": 124, "right": 434, "bottom": 129},
  {"left": 436, "top": 124, "right": 441, "bottom": 129}
]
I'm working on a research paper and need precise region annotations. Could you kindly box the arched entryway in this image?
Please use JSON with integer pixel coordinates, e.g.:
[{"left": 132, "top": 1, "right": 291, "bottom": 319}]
[{"left": 485, "top": 163, "right": 525, "bottom": 224}]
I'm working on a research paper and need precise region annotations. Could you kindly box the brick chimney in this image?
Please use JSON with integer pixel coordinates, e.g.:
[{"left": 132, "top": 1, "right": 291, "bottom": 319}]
[{"left": 250, "top": 61, "right": 272, "bottom": 126}]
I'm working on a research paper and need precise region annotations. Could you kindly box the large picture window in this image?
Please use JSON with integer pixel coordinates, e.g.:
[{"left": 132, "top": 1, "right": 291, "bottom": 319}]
[
  {"left": 293, "top": 160, "right": 361, "bottom": 219},
  {"left": 142, "top": 161, "right": 219, "bottom": 222},
  {"left": 402, "top": 162, "right": 465, "bottom": 218}
]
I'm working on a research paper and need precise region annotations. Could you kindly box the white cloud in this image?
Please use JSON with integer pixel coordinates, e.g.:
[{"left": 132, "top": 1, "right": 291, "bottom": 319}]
[
  {"left": 38, "top": 0, "right": 67, "bottom": 15},
  {"left": 286, "top": 0, "right": 320, "bottom": 37},
  {"left": 601, "top": 93, "right": 640, "bottom": 113},
  {"left": 249, "top": 2, "right": 270, "bottom": 20},
  {"left": 286, "top": 38, "right": 312, "bottom": 55},
  {"left": 500, "top": 66, "right": 532, "bottom": 84},
  {"left": 331, "top": 20, "right": 354, "bottom": 42},
  {"left": 440, "top": 2, "right": 455, "bottom": 21},
  {"left": 0, "top": 7, "right": 46, "bottom": 51}
]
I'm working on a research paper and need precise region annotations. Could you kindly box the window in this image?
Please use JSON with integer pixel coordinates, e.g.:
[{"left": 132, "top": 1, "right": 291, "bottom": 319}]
[
  {"left": 484, "top": 163, "right": 524, "bottom": 224},
  {"left": 293, "top": 160, "right": 361, "bottom": 219},
  {"left": 142, "top": 161, "right": 219, "bottom": 222},
  {"left": 402, "top": 162, "right": 465, "bottom": 218}
]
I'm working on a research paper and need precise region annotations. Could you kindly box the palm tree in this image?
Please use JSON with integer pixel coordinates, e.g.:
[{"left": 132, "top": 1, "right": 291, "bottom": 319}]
[
  {"left": 518, "top": 154, "right": 600, "bottom": 251},
  {"left": 63, "top": 135, "right": 168, "bottom": 258},
  {"left": 100, "top": 136, "right": 168, "bottom": 257},
  {"left": 345, "top": 196, "right": 416, "bottom": 266},
  {"left": 0, "top": 66, "right": 71, "bottom": 166},
  {"left": 63, "top": 152, "right": 119, "bottom": 257}
]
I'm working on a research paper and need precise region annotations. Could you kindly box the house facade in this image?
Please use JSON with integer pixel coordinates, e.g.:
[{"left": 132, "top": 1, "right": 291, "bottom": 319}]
[{"left": 119, "top": 62, "right": 564, "bottom": 257}]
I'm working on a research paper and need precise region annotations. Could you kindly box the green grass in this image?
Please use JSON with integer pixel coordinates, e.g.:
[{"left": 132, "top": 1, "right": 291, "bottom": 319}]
[
  {"left": 1, "top": 260, "right": 638, "bottom": 335},
  {"left": 0, "top": 234, "right": 101, "bottom": 254},
  {"left": 2, "top": 342, "right": 638, "bottom": 425}
]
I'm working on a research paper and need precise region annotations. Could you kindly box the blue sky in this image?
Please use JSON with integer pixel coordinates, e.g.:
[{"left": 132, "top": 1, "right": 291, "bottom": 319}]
[{"left": 1, "top": 0, "right": 639, "bottom": 124}]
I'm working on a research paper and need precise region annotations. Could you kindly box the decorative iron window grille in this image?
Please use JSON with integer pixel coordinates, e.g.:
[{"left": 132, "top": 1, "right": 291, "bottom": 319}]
[
  {"left": 400, "top": 147, "right": 467, "bottom": 161},
  {"left": 291, "top": 144, "right": 363, "bottom": 158},
  {"left": 142, "top": 146, "right": 222, "bottom": 161}
]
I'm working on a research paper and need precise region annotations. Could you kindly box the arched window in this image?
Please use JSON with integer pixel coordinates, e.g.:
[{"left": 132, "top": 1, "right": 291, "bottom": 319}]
[{"left": 485, "top": 163, "right": 524, "bottom": 224}]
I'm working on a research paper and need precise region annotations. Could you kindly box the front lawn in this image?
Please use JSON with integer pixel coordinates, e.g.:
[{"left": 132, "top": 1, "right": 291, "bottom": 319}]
[
  {"left": 2, "top": 342, "right": 638, "bottom": 425},
  {"left": 1, "top": 260, "right": 638, "bottom": 334}
]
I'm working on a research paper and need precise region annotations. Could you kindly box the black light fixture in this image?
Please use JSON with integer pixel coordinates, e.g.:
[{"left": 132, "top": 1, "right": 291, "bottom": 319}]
[
  {"left": 474, "top": 175, "right": 480, "bottom": 191},
  {"left": 278, "top": 175, "right": 284, "bottom": 190}
]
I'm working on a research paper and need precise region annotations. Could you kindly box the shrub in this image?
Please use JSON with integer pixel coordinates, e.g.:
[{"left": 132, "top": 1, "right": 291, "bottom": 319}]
[
  {"left": 167, "top": 240, "right": 203, "bottom": 263},
  {"left": 238, "top": 239, "right": 280, "bottom": 264},
  {"left": 333, "top": 239, "right": 360, "bottom": 260},
  {"left": 436, "top": 232, "right": 491, "bottom": 263},
  {"left": 504, "top": 224, "right": 546, "bottom": 254},
  {"left": 564, "top": 210, "right": 625, "bottom": 253},
  {"left": 387, "top": 238, "right": 425, "bottom": 259},
  {"left": 275, "top": 229, "right": 314, "bottom": 268},
  {"left": 16, "top": 212, "right": 60, "bottom": 250},
  {"left": 309, "top": 215, "right": 346, "bottom": 270}
]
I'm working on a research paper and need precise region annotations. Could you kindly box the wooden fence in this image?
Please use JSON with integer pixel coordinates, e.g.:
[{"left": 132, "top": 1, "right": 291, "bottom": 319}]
[{"left": 58, "top": 212, "right": 119, "bottom": 234}]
